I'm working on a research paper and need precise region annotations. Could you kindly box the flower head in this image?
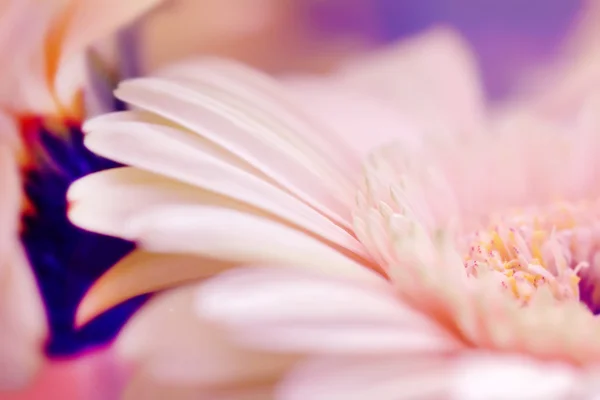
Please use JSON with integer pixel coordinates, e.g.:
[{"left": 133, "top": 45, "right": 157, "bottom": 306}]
[
  {"left": 69, "top": 28, "right": 484, "bottom": 322},
  {"left": 68, "top": 26, "right": 600, "bottom": 398}
]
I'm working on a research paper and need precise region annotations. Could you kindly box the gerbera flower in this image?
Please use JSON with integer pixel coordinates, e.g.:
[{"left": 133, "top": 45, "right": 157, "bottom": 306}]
[
  {"left": 69, "top": 23, "right": 600, "bottom": 397},
  {"left": 69, "top": 28, "right": 484, "bottom": 323},
  {"left": 0, "top": 0, "right": 163, "bottom": 356},
  {"left": 193, "top": 111, "right": 600, "bottom": 399}
]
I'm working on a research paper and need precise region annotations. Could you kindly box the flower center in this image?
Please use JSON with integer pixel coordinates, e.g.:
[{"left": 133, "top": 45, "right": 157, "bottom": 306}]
[{"left": 461, "top": 200, "right": 600, "bottom": 311}]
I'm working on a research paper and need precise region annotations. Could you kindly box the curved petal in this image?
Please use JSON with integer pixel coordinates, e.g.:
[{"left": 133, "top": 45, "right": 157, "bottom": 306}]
[
  {"left": 76, "top": 250, "right": 232, "bottom": 326},
  {"left": 278, "top": 353, "right": 582, "bottom": 400},
  {"left": 68, "top": 156, "right": 365, "bottom": 259},
  {"left": 278, "top": 355, "right": 451, "bottom": 400},
  {"left": 49, "top": 0, "right": 163, "bottom": 108},
  {"left": 195, "top": 267, "right": 458, "bottom": 354},
  {"left": 124, "top": 206, "right": 375, "bottom": 280},
  {"left": 156, "top": 58, "right": 361, "bottom": 175},
  {"left": 116, "top": 284, "right": 294, "bottom": 398},
  {"left": 104, "top": 73, "right": 356, "bottom": 227}
]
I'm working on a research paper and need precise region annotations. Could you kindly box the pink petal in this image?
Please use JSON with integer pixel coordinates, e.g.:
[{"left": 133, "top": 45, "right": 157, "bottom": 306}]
[
  {"left": 116, "top": 284, "right": 293, "bottom": 394},
  {"left": 195, "top": 267, "right": 458, "bottom": 354},
  {"left": 122, "top": 206, "right": 375, "bottom": 281},
  {"left": 1, "top": 349, "right": 126, "bottom": 400},
  {"left": 336, "top": 27, "right": 485, "bottom": 136},
  {"left": 0, "top": 144, "right": 46, "bottom": 390},
  {"left": 278, "top": 355, "right": 450, "bottom": 400},
  {"left": 107, "top": 73, "right": 356, "bottom": 227},
  {"left": 449, "top": 354, "right": 580, "bottom": 400},
  {"left": 75, "top": 251, "right": 231, "bottom": 326},
  {"left": 51, "top": 0, "right": 163, "bottom": 107}
]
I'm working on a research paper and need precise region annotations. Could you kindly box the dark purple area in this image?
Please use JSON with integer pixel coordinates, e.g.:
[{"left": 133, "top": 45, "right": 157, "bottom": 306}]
[
  {"left": 18, "top": 27, "right": 149, "bottom": 358},
  {"left": 20, "top": 117, "right": 147, "bottom": 357}
]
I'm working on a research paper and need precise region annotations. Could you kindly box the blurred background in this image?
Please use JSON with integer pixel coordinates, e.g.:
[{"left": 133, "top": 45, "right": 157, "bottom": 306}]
[{"left": 132, "top": 0, "right": 586, "bottom": 99}]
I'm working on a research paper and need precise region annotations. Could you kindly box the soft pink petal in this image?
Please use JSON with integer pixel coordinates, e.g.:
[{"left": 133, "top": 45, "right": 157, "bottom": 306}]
[
  {"left": 335, "top": 27, "right": 485, "bottom": 136},
  {"left": 278, "top": 353, "right": 585, "bottom": 400},
  {"left": 122, "top": 379, "right": 275, "bottom": 400},
  {"left": 116, "top": 284, "right": 294, "bottom": 398},
  {"left": 51, "top": 0, "right": 163, "bottom": 107},
  {"left": 449, "top": 354, "right": 580, "bottom": 400},
  {"left": 283, "top": 78, "right": 421, "bottom": 160},
  {"left": 122, "top": 206, "right": 375, "bottom": 281},
  {"left": 75, "top": 251, "right": 231, "bottom": 327},
  {"left": 195, "top": 267, "right": 458, "bottom": 354},
  {"left": 1, "top": 349, "right": 126, "bottom": 400},
  {"left": 107, "top": 73, "right": 356, "bottom": 227},
  {"left": 68, "top": 149, "right": 363, "bottom": 258},
  {"left": 278, "top": 355, "right": 451, "bottom": 400},
  {"left": 0, "top": 144, "right": 46, "bottom": 390},
  {"left": 156, "top": 58, "right": 361, "bottom": 174},
  {"left": 82, "top": 110, "right": 355, "bottom": 232}
]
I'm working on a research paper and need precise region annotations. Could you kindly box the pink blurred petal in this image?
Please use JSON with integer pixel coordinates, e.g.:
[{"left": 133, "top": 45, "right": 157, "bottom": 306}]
[
  {"left": 115, "top": 284, "right": 294, "bottom": 398},
  {"left": 449, "top": 354, "right": 580, "bottom": 400},
  {"left": 1, "top": 349, "right": 126, "bottom": 400},
  {"left": 0, "top": 141, "right": 46, "bottom": 390},
  {"left": 51, "top": 0, "right": 164, "bottom": 108},
  {"left": 195, "top": 267, "right": 458, "bottom": 354},
  {"left": 278, "top": 355, "right": 451, "bottom": 400}
]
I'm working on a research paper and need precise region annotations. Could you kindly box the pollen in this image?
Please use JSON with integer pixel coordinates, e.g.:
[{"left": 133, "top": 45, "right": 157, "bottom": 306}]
[{"left": 462, "top": 200, "right": 599, "bottom": 305}]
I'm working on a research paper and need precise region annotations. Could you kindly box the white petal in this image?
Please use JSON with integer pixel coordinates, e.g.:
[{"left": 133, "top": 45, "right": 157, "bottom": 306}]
[
  {"left": 157, "top": 58, "right": 361, "bottom": 172},
  {"left": 124, "top": 206, "right": 375, "bottom": 282},
  {"left": 104, "top": 74, "right": 356, "bottom": 227},
  {"left": 117, "top": 284, "right": 293, "bottom": 388},
  {"left": 278, "top": 355, "right": 450, "bottom": 400},
  {"left": 450, "top": 354, "right": 580, "bottom": 400},
  {"left": 196, "top": 267, "right": 458, "bottom": 353},
  {"left": 75, "top": 251, "right": 232, "bottom": 326},
  {"left": 68, "top": 160, "right": 365, "bottom": 259}
]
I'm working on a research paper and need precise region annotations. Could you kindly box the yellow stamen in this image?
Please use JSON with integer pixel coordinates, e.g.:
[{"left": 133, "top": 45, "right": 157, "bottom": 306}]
[
  {"left": 507, "top": 276, "right": 519, "bottom": 298},
  {"left": 531, "top": 230, "right": 546, "bottom": 266},
  {"left": 491, "top": 231, "right": 510, "bottom": 260}
]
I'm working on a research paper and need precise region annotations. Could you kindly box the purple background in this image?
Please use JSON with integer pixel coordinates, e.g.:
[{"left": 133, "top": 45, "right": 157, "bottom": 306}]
[{"left": 307, "top": 0, "right": 583, "bottom": 98}]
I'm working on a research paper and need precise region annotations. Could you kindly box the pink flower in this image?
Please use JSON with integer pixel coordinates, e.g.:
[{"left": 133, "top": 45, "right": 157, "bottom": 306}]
[
  {"left": 66, "top": 27, "right": 484, "bottom": 395},
  {"left": 69, "top": 28, "right": 484, "bottom": 323},
  {"left": 68, "top": 27, "right": 600, "bottom": 397},
  {"left": 190, "top": 105, "right": 600, "bottom": 398},
  {"left": 194, "top": 267, "right": 600, "bottom": 399}
]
